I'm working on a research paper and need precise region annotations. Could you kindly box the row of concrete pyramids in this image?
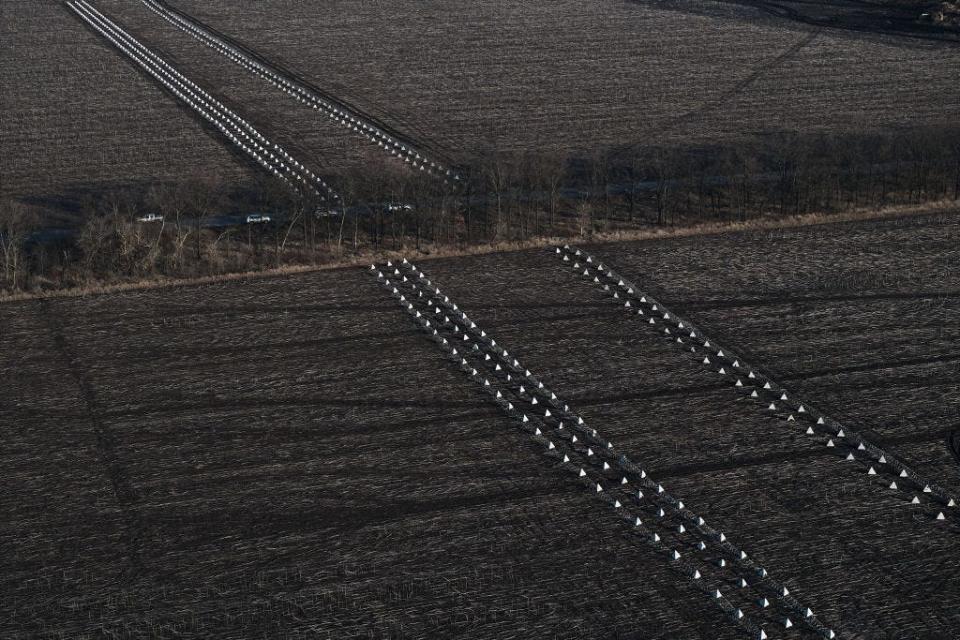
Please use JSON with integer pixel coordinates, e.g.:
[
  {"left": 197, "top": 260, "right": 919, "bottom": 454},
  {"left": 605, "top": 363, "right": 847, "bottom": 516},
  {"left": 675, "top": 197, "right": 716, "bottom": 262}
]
[
  {"left": 376, "top": 265, "right": 779, "bottom": 637},
  {"left": 373, "top": 260, "right": 836, "bottom": 639},
  {"left": 557, "top": 246, "right": 957, "bottom": 524},
  {"left": 67, "top": 0, "right": 336, "bottom": 202},
  {"left": 140, "top": 0, "right": 460, "bottom": 184}
]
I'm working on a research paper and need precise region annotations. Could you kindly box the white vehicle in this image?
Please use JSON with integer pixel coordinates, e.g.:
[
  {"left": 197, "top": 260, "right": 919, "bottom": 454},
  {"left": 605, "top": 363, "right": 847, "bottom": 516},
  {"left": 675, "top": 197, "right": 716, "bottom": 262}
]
[
  {"left": 384, "top": 203, "right": 414, "bottom": 213},
  {"left": 245, "top": 214, "right": 271, "bottom": 224},
  {"left": 136, "top": 213, "right": 163, "bottom": 223}
]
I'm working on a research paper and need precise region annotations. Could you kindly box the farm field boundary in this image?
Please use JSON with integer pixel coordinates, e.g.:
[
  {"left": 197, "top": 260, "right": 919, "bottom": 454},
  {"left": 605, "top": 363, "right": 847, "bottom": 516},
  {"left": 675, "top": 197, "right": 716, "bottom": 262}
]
[
  {"left": 2, "top": 202, "right": 955, "bottom": 303},
  {"left": 372, "top": 259, "right": 844, "bottom": 639},
  {"left": 552, "top": 245, "right": 959, "bottom": 525}
]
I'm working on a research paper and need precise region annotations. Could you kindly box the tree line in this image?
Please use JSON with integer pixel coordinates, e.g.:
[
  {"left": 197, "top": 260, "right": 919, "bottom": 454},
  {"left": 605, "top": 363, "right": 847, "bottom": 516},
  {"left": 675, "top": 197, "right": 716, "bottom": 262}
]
[{"left": 2, "top": 125, "right": 958, "bottom": 295}]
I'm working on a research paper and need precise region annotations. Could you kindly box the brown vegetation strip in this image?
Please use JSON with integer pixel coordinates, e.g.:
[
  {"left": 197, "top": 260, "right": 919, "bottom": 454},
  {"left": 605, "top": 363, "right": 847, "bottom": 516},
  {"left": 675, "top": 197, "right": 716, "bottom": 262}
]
[{"left": 2, "top": 202, "right": 953, "bottom": 304}]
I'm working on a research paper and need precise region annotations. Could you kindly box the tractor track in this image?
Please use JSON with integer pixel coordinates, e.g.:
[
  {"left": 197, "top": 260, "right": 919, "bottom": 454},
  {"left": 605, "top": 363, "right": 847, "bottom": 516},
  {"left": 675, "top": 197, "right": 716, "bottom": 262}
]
[
  {"left": 37, "top": 299, "right": 146, "bottom": 580},
  {"left": 373, "top": 259, "right": 845, "bottom": 640},
  {"left": 554, "top": 245, "right": 958, "bottom": 526},
  {"left": 656, "top": 425, "right": 960, "bottom": 480}
]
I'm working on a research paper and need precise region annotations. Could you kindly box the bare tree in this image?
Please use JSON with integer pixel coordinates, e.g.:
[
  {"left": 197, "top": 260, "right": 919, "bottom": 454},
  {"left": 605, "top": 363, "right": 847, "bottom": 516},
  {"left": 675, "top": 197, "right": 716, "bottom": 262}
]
[
  {"left": 147, "top": 182, "right": 193, "bottom": 270},
  {"left": 274, "top": 180, "right": 308, "bottom": 265},
  {"left": 620, "top": 152, "right": 645, "bottom": 223},
  {"left": 652, "top": 150, "right": 676, "bottom": 226},
  {"left": 0, "top": 202, "right": 37, "bottom": 290},
  {"left": 485, "top": 149, "right": 516, "bottom": 241},
  {"left": 952, "top": 134, "right": 960, "bottom": 201},
  {"left": 537, "top": 151, "right": 567, "bottom": 232},
  {"left": 589, "top": 150, "right": 612, "bottom": 222},
  {"left": 334, "top": 170, "right": 362, "bottom": 253},
  {"left": 76, "top": 213, "right": 116, "bottom": 279},
  {"left": 576, "top": 201, "right": 593, "bottom": 237},
  {"left": 186, "top": 176, "right": 225, "bottom": 270}
]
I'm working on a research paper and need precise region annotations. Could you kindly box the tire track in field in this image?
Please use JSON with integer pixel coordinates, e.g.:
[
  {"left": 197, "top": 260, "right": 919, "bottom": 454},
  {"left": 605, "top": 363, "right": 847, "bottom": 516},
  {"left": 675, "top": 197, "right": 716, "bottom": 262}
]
[
  {"left": 38, "top": 299, "right": 146, "bottom": 579},
  {"left": 57, "top": 301, "right": 393, "bottom": 328},
  {"left": 99, "top": 395, "right": 491, "bottom": 423},
  {"left": 609, "top": 25, "right": 821, "bottom": 161},
  {"left": 554, "top": 245, "right": 958, "bottom": 525},
  {"left": 949, "top": 429, "right": 960, "bottom": 465},
  {"left": 373, "top": 259, "right": 844, "bottom": 639},
  {"left": 38, "top": 328, "right": 422, "bottom": 367},
  {"left": 671, "top": 29, "right": 821, "bottom": 129},
  {"left": 141, "top": 0, "right": 462, "bottom": 183}
]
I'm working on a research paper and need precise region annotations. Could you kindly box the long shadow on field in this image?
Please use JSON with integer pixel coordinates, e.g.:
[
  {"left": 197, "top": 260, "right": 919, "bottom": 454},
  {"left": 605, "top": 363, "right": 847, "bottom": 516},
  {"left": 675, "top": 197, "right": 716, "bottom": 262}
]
[
  {"left": 678, "top": 290, "right": 960, "bottom": 311},
  {"left": 64, "top": 330, "right": 422, "bottom": 364},
  {"left": 148, "top": 484, "right": 577, "bottom": 543},
  {"left": 55, "top": 303, "right": 400, "bottom": 332},
  {"left": 780, "top": 352, "right": 960, "bottom": 381},
  {"left": 101, "top": 395, "right": 493, "bottom": 421},
  {"left": 652, "top": 425, "right": 957, "bottom": 479},
  {"left": 728, "top": 0, "right": 960, "bottom": 43},
  {"left": 570, "top": 381, "right": 734, "bottom": 406},
  {"left": 638, "top": 0, "right": 960, "bottom": 45}
]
